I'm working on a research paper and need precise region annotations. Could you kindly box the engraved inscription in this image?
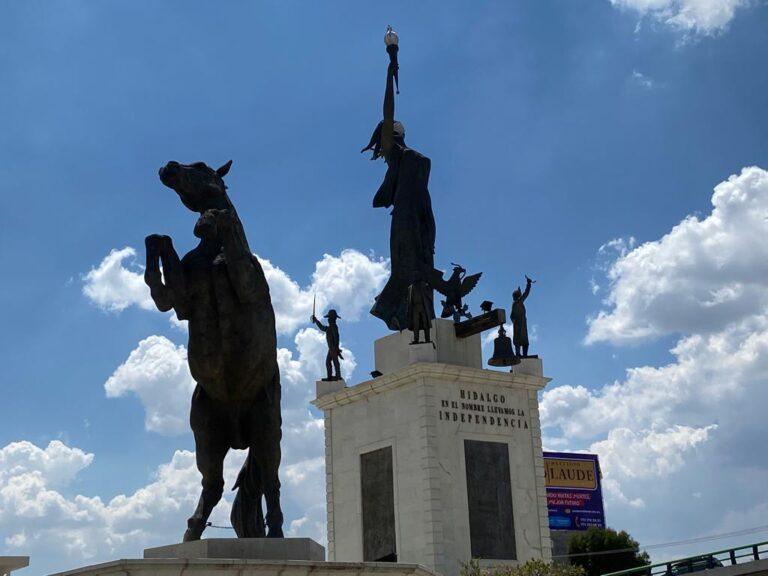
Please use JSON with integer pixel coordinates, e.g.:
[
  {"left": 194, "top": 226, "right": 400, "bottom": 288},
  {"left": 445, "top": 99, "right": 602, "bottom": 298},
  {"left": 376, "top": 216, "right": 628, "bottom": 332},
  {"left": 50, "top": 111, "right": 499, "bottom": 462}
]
[{"left": 439, "top": 388, "right": 529, "bottom": 430}]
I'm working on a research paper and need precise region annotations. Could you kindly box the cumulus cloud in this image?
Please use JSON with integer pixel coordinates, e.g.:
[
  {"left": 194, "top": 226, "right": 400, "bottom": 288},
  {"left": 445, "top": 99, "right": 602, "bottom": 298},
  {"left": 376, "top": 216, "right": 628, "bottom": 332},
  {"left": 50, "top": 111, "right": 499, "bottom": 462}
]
[
  {"left": 592, "top": 425, "right": 716, "bottom": 480},
  {"left": 82, "top": 248, "right": 153, "bottom": 312},
  {"left": 543, "top": 167, "right": 768, "bottom": 546},
  {"left": 587, "top": 167, "right": 768, "bottom": 345},
  {"left": 0, "top": 436, "right": 328, "bottom": 571},
  {"left": 104, "top": 336, "right": 195, "bottom": 436},
  {"left": 0, "top": 441, "right": 93, "bottom": 488},
  {"left": 104, "top": 327, "right": 355, "bottom": 443},
  {"left": 83, "top": 247, "right": 388, "bottom": 337},
  {"left": 0, "top": 442, "right": 242, "bottom": 569},
  {"left": 262, "top": 250, "right": 388, "bottom": 335},
  {"left": 609, "top": 0, "right": 749, "bottom": 35}
]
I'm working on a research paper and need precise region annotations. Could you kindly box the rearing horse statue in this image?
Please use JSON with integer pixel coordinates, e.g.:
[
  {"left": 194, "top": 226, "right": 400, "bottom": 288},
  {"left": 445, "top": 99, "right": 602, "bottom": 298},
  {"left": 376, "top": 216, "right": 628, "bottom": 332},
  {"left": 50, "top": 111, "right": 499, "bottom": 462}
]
[{"left": 144, "top": 159, "right": 283, "bottom": 541}]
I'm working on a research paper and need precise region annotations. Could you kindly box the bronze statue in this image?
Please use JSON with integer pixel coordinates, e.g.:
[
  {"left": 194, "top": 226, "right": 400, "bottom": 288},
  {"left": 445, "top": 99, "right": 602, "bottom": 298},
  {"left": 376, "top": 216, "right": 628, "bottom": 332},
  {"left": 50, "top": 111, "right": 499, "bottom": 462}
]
[
  {"left": 362, "top": 28, "right": 436, "bottom": 331},
  {"left": 144, "top": 160, "right": 283, "bottom": 541},
  {"left": 429, "top": 264, "right": 482, "bottom": 323},
  {"left": 407, "top": 275, "right": 433, "bottom": 344},
  {"left": 311, "top": 309, "right": 344, "bottom": 381},
  {"left": 511, "top": 275, "right": 535, "bottom": 357}
]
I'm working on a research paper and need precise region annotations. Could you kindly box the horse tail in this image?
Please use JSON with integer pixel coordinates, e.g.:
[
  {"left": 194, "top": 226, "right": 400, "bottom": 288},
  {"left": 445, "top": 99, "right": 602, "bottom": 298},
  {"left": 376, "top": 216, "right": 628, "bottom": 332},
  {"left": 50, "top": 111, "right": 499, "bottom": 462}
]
[{"left": 230, "top": 450, "right": 264, "bottom": 537}]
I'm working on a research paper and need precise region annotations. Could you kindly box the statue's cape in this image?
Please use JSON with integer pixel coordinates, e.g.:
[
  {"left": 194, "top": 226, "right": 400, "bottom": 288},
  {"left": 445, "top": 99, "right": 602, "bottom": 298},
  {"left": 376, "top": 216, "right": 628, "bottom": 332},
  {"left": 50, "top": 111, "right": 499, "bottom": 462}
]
[{"left": 373, "top": 148, "right": 432, "bottom": 210}]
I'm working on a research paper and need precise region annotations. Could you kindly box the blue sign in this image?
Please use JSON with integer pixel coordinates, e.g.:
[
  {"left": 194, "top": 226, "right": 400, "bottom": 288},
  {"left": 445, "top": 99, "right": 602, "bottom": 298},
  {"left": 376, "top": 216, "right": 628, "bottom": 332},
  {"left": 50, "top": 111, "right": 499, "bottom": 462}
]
[{"left": 543, "top": 451, "right": 606, "bottom": 531}]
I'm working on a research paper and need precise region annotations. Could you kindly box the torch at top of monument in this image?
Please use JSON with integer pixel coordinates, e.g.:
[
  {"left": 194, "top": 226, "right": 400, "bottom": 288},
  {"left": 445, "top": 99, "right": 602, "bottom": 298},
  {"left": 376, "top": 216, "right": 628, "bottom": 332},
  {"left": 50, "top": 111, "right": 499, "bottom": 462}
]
[
  {"left": 384, "top": 25, "right": 399, "bottom": 93},
  {"left": 361, "top": 27, "right": 437, "bottom": 332}
]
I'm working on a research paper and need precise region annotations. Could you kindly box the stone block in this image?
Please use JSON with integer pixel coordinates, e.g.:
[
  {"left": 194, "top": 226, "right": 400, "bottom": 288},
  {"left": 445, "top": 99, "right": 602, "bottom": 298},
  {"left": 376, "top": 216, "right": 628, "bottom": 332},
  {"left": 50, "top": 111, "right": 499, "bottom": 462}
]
[
  {"left": 513, "top": 357, "right": 543, "bottom": 377},
  {"left": 317, "top": 379, "right": 346, "bottom": 399},
  {"left": 374, "top": 319, "right": 482, "bottom": 374},
  {"left": 143, "top": 538, "right": 325, "bottom": 561},
  {"left": 408, "top": 342, "right": 438, "bottom": 365}
]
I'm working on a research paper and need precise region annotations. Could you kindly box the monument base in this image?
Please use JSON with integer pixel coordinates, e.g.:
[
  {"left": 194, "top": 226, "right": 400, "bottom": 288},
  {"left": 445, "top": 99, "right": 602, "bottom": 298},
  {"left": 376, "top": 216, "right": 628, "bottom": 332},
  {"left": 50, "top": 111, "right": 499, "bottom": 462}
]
[
  {"left": 144, "top": 537, "right": 325, "bottom": 560},
  {"left": 51, "top": 538, "right": 437, "bottom": 576},
  {"left": 50, "top": 559, "right": 437, "bottom": 576},
  {"left": 313, "top": 325, "right": 553, "bottom": 576}
]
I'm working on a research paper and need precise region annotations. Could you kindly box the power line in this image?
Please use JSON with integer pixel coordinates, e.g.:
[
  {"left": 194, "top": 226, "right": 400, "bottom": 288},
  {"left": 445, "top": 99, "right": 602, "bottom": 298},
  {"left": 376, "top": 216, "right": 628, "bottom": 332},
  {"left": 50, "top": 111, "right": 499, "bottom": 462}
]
[{"left": 552, "top": 525, "right": 768, "bottom": 559}]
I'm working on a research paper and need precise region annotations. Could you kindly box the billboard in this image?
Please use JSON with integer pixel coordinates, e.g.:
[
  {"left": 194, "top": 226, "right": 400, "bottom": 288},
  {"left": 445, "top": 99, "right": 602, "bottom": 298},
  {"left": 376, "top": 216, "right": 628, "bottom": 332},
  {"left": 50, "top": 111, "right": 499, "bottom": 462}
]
[{"left": 543, "top": 451, "right": 605, "bottom": 531}]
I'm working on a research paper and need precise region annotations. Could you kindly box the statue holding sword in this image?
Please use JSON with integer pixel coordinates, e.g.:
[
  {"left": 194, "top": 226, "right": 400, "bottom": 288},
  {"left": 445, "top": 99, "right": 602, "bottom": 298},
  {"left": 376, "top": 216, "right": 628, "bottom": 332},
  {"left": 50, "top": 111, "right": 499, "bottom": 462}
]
[{"left": 310, "top": 295, "right": 344, "bottom": 381}]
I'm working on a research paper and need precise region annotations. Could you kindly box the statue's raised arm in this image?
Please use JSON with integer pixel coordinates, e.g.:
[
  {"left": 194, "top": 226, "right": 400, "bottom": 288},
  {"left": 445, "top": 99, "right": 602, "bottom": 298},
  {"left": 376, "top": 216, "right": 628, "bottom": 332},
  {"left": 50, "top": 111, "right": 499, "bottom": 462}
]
[
  {"left": 360, "top": 28, "right": 438, "bottom": 332},
  {"left": 380, "top": 26, "right": 398, "bottom": 159}
]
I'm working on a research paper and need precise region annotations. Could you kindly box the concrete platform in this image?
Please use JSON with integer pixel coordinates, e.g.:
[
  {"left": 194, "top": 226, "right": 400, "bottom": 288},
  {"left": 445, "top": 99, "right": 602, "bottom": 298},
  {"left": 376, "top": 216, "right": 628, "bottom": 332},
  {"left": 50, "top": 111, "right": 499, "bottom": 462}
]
[
  {"left": 49, "top": 559, "right": 437, "bottom": 576},
  {"left": 144, "top": 538, "right": 325, "bottom": 561},
  {"left": 1, "top": 557, "right": 29, "bottom": 576}
]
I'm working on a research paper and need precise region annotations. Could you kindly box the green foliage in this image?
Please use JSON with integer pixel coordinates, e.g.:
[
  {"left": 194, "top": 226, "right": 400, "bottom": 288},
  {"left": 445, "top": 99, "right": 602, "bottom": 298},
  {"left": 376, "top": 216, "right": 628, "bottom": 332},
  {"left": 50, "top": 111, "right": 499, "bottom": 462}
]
[
  {"left": 568, "top": 527, "right": 651, "bottom": 576},
  {"left": 461, "top": 558, "right": 586, "bottom": 576}
]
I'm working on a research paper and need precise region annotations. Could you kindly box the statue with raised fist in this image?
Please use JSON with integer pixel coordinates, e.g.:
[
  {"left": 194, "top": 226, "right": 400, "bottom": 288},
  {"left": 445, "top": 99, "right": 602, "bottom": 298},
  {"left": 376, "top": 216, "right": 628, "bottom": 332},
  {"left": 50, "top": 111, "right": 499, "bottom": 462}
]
[{"left": 511, "top": 275, "right": 535, "bottom": 357}]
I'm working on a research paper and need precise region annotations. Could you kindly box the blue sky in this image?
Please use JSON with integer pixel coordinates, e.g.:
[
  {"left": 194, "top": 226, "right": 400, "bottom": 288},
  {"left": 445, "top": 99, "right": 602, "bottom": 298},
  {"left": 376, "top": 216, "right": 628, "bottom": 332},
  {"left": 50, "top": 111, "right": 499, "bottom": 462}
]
[{"left": 1, "top": 1, "right": 768, "bottom": 574}]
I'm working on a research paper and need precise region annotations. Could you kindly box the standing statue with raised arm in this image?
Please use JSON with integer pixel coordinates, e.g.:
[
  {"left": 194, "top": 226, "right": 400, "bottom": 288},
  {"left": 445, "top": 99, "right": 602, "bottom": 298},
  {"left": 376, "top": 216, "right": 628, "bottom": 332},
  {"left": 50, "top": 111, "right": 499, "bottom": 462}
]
[
  {"left": 311, "top": 309, "right": 344, "bottom": 381},
  {"left": 511, "top": 275, "right": 535, "bottom": 357},
  {"left": 361, "top": 27, "right": 436, "bottom": 331},
  {"left": 144, "top": 160, "right": 283, "bottom": 541}
]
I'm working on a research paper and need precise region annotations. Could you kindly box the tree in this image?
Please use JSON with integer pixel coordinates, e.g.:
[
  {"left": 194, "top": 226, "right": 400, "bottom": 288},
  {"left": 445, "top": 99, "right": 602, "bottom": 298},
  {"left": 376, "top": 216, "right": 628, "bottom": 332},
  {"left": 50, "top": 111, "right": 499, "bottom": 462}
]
[
  {"left": 568, "top": 527, "right": 650, "bottom": 576},
  {"left": 462, "top": 559, "right": 585, "bottom": 576}
]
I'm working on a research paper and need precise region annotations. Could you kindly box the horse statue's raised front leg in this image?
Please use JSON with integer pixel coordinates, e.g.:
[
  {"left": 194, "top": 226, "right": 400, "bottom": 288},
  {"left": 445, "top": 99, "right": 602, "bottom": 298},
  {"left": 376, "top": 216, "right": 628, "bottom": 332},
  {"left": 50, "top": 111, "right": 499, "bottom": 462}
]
[{"left": 144, "top": 234, "right": 189, "bottom": 319}]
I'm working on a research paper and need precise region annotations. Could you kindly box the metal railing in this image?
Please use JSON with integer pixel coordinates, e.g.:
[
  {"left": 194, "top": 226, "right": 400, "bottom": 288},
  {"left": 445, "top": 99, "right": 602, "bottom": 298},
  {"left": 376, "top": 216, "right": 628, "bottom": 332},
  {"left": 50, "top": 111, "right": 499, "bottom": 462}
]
[{"left": 603, "top": 541, "right": 768, "bottom": 576}]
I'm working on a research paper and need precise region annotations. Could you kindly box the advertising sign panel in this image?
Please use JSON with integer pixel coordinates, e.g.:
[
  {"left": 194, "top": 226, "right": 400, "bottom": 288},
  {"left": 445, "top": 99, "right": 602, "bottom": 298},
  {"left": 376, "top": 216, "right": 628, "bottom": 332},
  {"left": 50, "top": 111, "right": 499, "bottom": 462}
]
[{"left": 543, "top": 451, "right": 605, "bottom": 531}]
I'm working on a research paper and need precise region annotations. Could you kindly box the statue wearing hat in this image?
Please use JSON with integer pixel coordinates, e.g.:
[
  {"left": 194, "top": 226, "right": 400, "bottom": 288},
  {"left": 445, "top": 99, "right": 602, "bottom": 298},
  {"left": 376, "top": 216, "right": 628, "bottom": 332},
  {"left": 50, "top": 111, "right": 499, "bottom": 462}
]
[
  {"left": 511, "top": 276, "right": 535, "bottom": 357},
  {"left": 361, "top": 26, "right": 436, "bottom": 332},
  {"left": 311, "top": 309, "right": 344, "bottom": 381}
]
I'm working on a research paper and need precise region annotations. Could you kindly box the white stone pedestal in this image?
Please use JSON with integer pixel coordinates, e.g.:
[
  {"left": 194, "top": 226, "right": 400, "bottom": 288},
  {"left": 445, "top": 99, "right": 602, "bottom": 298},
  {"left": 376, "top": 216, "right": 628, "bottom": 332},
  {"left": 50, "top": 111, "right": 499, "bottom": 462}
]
[
  {"left": 50, "top": 559, "right": 437, "bottom": 576},
  {"left": 317, "top": 378, "right": 347, "bottom": 399},
  {"left": 313, "top": 321, "right": 552, "bottom": 576},
  {"left": 1, "top": 557, "right": 28, "bottom": 576},
  {"left": 144, "top": 537, "right": 325, "bottom": 560},
  {"left": 50, "top": 539, "right": 437, "bottom": 576}
]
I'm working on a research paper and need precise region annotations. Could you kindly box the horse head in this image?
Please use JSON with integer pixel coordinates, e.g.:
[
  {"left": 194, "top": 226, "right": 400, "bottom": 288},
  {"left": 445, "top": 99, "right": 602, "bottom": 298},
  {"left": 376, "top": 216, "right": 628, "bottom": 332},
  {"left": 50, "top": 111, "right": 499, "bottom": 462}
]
[{"left": 159, "top": 160, "right": 233, "bottom": 214}]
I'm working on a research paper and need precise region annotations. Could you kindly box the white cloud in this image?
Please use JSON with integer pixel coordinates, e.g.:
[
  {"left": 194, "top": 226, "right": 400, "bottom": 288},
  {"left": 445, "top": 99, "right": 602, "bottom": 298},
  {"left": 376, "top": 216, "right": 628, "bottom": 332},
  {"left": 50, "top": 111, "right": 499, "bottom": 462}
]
[
  {"left": 591, "top": 425, "right": 716, "bottom": 480},
  {"left": 609, "top": 0, "right": 748, "bottom": 35},
  {"left": 543, "top": 167, "right": 768, "bottom": 552},
  {"left": 0, "top": 441, "right": 93, "bottom": 488},
  {"left": 262, "top": 250, "right": 388, "bottom": 335},
  {"left": 104, "top": 336, "right": 195, "bottom": 436},
  {"left": 104, "top": 327, "right": 355, "bottom": 444},
  {"left": 630, "top": 70, "right": 655, "bottom": 89},
  {"left": 587, "top": 167, "right": 768, "bottom": 345},
  {"left": 0, "top": 438, "right": 328, "bottom": 573},
  {"left": 0, "top": 443, "right": 238, "bottom": 567},
  {"left": 82, "top": 248, "right": 153, "bottom": 312},
  {"left": 83, "top": 248, "right": 388, "bottom": 337}
]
